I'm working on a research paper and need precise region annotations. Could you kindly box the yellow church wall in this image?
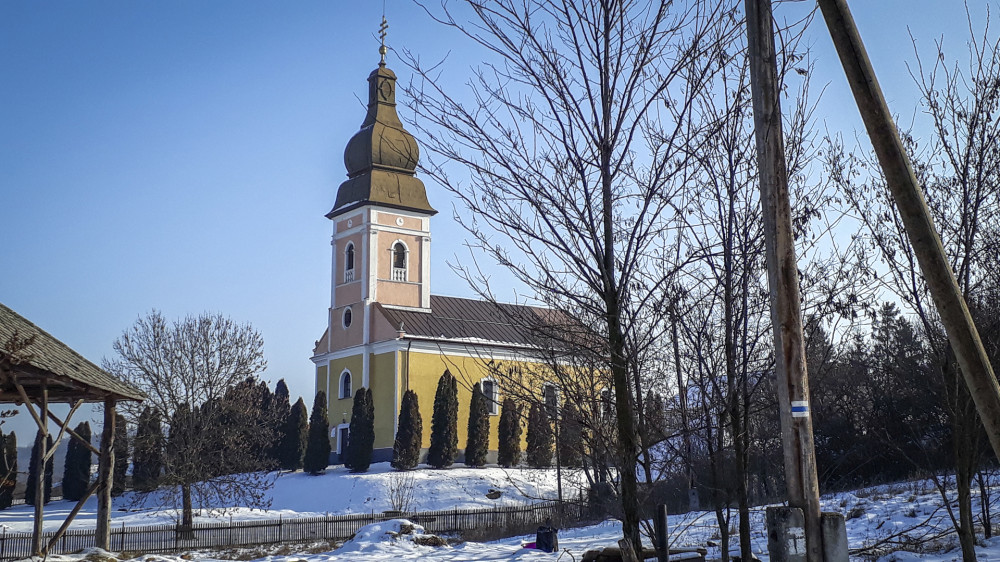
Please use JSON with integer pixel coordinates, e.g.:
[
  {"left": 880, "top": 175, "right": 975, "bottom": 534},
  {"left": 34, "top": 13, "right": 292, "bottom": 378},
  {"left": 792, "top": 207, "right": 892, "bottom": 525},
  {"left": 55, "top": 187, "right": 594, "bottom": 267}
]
[
  {"left": 369, "top": 351, "right": 397, "bottom": 450},
  {"left": 403, "top": 351, "right": 554, "bottom": 452},
  {"left": 327, "top": 354, "right": 363, "bottom": 420},
  {"left": 316, "top": 365, "right": 328, "bottom": 403}
]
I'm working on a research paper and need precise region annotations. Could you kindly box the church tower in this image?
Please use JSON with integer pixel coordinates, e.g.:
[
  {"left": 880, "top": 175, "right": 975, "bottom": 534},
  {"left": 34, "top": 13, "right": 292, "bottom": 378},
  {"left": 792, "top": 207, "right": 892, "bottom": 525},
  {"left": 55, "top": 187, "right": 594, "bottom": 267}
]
[{"left": 321, "top": 30, "right": 436, "bottom": 387}]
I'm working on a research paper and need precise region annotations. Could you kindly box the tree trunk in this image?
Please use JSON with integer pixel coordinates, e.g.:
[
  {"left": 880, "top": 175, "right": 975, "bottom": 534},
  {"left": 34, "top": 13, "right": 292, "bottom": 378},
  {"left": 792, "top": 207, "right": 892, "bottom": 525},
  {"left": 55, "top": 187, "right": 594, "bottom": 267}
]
[{"left": 182, "top": 483, "right": 194, "bottom": 528}]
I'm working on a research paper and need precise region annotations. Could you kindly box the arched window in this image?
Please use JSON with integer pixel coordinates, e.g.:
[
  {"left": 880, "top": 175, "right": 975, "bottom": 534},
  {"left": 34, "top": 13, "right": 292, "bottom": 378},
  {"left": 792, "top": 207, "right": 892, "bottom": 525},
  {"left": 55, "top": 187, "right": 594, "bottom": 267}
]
[
  {"left": 481, "top": 378, "right": 499, "bottom": 415},
  {"left": 543, "top": 384, "right": 559, "bottom": 419},
  {"left": 344, "top": 242, "right": 356, "bottom": 283},
  {"left": 391, "top": 241, "right": 408, "bottom": 281},
  {"left": 340, "top": 370, "right": 352, "bottom": 399}
]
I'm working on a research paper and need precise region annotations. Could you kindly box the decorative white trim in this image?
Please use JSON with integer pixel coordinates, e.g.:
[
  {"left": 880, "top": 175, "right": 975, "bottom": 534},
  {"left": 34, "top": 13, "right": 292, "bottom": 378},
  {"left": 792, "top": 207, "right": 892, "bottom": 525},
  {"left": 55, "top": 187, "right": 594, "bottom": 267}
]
[
  {"left": 335, "top": 423, "right": 351, "bottom": 455},
  {"left": 390, "top": 239, "right": 410, "bottom": 282},
  {"left": 367, "top": 228, "right": 379, "bottom": 302},
  {"left": 342, "top": 306, "right": 354, "bottom": 329},
  {"left": 420, "top": 235, "right": 431, "bottom": 308},
  {"left": 481, "top": 377, "right": 499, "bottom": 416},
  {"left": 311, "top": 336, "right": 558, "bottom": 365},
  {"left": 339, "top": 369, "right": 353, "bottom": 399},
  {"left": 344, "top": 241, "right": 356, "bottom": 283}
]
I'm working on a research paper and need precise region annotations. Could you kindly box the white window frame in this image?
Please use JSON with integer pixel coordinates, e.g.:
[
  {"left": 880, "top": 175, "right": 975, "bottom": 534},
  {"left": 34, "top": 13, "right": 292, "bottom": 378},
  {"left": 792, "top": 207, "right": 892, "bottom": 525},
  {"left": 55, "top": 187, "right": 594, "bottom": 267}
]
[
  {"left": 543, "top": 383, "right": 559, "bottom": 419},
  {"left": 336, "top": 423, "right": 351, "bottom": 455},
  {"left": 342, "top": 306, "right": 353, "bottom": 329},
  {"left": 344, "top": 242, "right": 356, "bottom": 283},
  {"left": 481, "top": 377, "right": 499, "bottom": 416},
  {"left": 390, "top": 240, "right": 409, "bottom": 282},
  {"left": 339, "top": 369, "right": 353, "bottom": 399}
]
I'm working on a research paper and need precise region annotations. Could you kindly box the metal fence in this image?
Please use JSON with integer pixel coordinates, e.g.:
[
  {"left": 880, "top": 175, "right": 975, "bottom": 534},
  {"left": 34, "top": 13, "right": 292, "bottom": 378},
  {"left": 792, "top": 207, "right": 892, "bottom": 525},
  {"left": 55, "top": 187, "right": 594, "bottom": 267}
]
[{"left": 0, "top": 500, "right": 581, "bottom": 560}]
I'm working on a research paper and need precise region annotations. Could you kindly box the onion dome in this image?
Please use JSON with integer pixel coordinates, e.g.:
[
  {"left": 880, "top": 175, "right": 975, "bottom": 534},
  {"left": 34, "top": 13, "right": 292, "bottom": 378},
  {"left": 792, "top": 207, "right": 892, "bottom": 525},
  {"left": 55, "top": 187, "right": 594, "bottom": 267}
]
[{"left": 327, "top": 55, "right": 436, "bottom": 218}]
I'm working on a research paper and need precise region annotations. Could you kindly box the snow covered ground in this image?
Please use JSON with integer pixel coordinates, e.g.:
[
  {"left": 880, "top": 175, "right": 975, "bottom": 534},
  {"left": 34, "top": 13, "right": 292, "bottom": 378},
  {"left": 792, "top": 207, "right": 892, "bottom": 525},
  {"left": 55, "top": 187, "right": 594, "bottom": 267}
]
[{"left": 6, "top": 464, "right": 1000, "bottom": 561}]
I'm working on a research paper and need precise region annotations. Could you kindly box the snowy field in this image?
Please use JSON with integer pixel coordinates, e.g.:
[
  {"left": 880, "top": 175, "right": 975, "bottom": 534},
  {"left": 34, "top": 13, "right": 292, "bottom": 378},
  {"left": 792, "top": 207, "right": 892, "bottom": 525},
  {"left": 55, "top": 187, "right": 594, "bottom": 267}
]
[{"left": 6, "top": 464, "right": 1000, "bottom": 561}]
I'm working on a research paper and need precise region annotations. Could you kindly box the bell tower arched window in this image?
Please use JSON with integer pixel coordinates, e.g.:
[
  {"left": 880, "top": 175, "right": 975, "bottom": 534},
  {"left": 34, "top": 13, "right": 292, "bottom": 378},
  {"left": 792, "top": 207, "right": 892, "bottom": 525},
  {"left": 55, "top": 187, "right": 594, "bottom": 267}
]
[
  {"left": 344, "top": 242, "right": 356, "bottom": 283},
  {"left": 392, "top": 241, "right": 408, "bottom": 281}
]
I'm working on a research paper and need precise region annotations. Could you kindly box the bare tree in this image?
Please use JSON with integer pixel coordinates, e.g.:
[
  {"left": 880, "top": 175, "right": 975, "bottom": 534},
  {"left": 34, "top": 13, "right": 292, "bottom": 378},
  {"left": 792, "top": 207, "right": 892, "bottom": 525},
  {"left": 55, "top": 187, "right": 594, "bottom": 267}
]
[
  {"left": 403, "top": 0, "right": 735, "bottom": 551},
  {"left": 103, "top": 311, "right": 277, "bottom": 528}
]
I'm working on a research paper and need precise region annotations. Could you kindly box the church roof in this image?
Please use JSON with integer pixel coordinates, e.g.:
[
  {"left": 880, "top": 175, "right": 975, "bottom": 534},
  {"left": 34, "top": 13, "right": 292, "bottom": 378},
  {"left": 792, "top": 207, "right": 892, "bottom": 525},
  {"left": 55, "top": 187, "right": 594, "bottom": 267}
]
[
  {"left": 327, "top": 59, "right": 436, "bottom": 219},
  {"left": 0, "top": 302, "right": 146, "bottom": 403},
  {"left": 376, "top": 295, "right": 550, "bottom": 348}
]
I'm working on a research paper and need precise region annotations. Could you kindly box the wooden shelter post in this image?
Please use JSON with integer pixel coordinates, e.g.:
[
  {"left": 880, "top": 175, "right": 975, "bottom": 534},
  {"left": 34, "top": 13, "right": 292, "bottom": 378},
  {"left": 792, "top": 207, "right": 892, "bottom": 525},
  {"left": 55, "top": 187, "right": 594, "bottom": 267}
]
[
  {"left": 96, "top": 398, "right": 116, "bottom": 550},
  {"left": 31, "top": 384, "right": 48, "bottom": 556}
]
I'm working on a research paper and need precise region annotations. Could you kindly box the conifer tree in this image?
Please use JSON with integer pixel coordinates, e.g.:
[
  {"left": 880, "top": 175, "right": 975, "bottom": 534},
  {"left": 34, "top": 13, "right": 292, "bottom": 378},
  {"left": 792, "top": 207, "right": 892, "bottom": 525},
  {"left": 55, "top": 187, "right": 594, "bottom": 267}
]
[
  {"left": 344, "top": 389, "right": 364, "bottom": 470},
  {"left": 112, "top": 414, "right": 129, "bottom": 496},
  {"left": 281, "top": 397, "right": 308, "bottom": 471},
  {"left": 427, "top": 370, "right": 459, "bottom": 469},
  {"left": 497, "top": 398, "right": 522, "bottom": 468},
  {"left": 303, "top": 391, "right": 331, "bottom": 474},
  {"left": 348, "top": 388, "right": 375, "bottom": 473},
  {"left": 62, "top": 422, "right": 92, "bottom": 501},
  {"left": 464, "top": 382, "right": 489, "bottom": 467},
  {"left": 133, "top": 406, "right": 164, "bottom": 492},
  {"left": 0, "top": 431, "right": 15, "bottom": 509},
  {"left": 392, "top": 390, "right": 422, "bottom": 470},
  {"left": 25, "top": 431, "right": 53, "bottom": 505},
  {"left": 526, "top": 402, "right": 553, "bottom": 468},
  {"left": 559, "top": 404, "right": 583, "bottom": 468},
  {"left": 271, "top": 379, "right": 291, "bottom": 464}
]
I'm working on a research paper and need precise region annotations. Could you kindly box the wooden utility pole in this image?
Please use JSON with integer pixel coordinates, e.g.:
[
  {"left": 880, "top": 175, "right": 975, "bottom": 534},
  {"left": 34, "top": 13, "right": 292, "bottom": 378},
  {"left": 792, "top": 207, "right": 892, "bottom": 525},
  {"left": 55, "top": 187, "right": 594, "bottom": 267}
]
[
  {"left": 744, "top": 0, "right": 823, "bottom": 560},
  {"left": 816, "top": 0, "right": 1000, "bottom": 462}
]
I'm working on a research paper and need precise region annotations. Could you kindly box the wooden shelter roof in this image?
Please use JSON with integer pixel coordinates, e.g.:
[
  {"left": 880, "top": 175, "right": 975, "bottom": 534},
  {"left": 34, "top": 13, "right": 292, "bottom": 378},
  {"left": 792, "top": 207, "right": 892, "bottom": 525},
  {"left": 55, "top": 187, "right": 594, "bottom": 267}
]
[{"left": 0, "top": 302, "right": 145, "bottom": 403}]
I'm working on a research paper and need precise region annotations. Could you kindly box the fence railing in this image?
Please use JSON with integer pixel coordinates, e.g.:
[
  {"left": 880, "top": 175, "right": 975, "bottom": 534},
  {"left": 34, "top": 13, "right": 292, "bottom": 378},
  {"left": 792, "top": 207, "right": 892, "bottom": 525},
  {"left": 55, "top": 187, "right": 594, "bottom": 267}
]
[{"left": 0, "top": 500, "right": 582, "bottom": 560}]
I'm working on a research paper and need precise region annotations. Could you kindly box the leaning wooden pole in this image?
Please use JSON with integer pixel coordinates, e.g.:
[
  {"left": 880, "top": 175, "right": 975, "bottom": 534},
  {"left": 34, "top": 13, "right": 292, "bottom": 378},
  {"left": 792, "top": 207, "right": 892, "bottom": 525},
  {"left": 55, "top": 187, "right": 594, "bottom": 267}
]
[
  {"left": 744, "top": 0, "right": 823, "bottom": 560},
  {"left": 31, "top": 384, "right": 49, "bottom": 556},
  {"left": 816, "top": 0, "right": 1000, "bottom": 462},
  {"left": 95, "top": 398, "right": 116, "bottom": 550}
]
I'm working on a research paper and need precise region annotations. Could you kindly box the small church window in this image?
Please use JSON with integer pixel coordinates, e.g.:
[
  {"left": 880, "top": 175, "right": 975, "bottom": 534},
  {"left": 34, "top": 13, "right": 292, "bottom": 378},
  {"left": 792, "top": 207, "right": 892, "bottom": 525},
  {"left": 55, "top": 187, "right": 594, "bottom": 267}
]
[
  {"left": 543, "top": 384, "right": 559, "bottom": 419},
  {"left": 340, "top": 370, "right": 352, "bottom": 399},
  {"left": 345, "top": 243, "right": 356, "bottom": 283},
  {"left": 343, "top": 307, "right": 353, "bottom": 328},
  {"left": 482, "top": 378, "right": 499, "bottom": 415},
  {"left": 392, "top": 242, "right": 407, "bottom": 281}
]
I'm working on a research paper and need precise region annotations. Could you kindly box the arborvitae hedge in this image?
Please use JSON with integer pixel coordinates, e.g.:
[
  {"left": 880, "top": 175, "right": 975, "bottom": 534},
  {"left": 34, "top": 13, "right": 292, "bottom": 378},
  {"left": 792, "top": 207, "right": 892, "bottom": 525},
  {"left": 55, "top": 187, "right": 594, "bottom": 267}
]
[
  {"left": 392, "top": 390, "right": 422, "bottom": 470},
  {"left": 559, "top": 403, "right": 583, "bottom": 468},
  {"left": 272, "top": 379, "right": 292, "bottom": 465},
  {"left": 25, "top": 431, "right": 53, "bottom": 506},
  {"left": 133, "top": 406, "right": 164, "bottom": 491},
  {"left": 427, "top": 370, "right": 459, "bottom": 468},
  {"left": 112, "top": 414, "right": 129, "bottom": 496},
  {"left": 0, "top": 431, "right": 15, "bottom": 509},
  {"left": 282, "top": 397, "right": 308, "bottom": 471},
  {"left": 303, "top": 391, "right": 331, "bottom": 474},
  {"left": 62, "top": 422, "right": 92, "bottom": 501},
  {"left": 347, "top": 388, "right": 375, "bottom": 473},
  {"left": 464, "top": 383, "right": 489, "bottom": 467},
  {"left": 497, "top": 398, "right": 521, "bottom": 468},
  {"left": 526, "top": 402, "right": 553, "bottom": 468}
]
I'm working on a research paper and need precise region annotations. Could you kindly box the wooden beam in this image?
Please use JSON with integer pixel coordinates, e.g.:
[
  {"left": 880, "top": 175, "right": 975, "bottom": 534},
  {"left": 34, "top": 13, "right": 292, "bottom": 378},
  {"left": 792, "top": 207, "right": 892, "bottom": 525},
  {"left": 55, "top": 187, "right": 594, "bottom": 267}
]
[
  {"left": 95, "top": 398, "right": 116, "bottom": 550},
  {"left": 13, "top": 380, "right": 46, "bottom": 433},
  {"left": 43, "top": 399, "right": 83, "bottom": 463},
  {"left": 42, "top": 478, "right": 101, "bottom": 556},
  {"left": 45, "top": 409, "right": 100, "bottom": 456}
]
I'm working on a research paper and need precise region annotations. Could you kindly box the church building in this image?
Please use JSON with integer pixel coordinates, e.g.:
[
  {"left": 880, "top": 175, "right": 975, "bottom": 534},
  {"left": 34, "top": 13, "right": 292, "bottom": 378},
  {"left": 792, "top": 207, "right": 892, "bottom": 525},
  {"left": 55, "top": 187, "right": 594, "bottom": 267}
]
[{"left": 311, "top": 45, "right": 555, "bottom": 464}]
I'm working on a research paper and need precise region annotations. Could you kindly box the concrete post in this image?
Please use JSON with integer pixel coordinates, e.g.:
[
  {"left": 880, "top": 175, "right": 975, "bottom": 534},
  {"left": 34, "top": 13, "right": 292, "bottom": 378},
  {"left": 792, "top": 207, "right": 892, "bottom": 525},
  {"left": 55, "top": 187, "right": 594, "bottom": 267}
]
[
  {"left": 821, "top": 512, "right": 849, "bottom": 562},
  {"left": 766, "top": 506, "right": 807, "bottom": 562}
]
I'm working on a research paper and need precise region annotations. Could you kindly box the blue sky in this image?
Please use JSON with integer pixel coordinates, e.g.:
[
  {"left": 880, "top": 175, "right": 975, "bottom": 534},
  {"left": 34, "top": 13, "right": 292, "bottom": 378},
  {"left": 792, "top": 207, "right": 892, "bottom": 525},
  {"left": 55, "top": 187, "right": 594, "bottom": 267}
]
[{"left": 0, "top": 1, "right": 988, "bottom": 440}]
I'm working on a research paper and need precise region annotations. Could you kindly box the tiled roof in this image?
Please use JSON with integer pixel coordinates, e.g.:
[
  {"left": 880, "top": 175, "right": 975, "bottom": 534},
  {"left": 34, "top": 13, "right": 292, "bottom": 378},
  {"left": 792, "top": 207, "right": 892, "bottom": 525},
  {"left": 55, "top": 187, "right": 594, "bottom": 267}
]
[
  {"left": 376, "top": 295, "right": 551, "bottom": 347},
  {"left": 0, "top": 302, "right": 146, "bottom": 402}
]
